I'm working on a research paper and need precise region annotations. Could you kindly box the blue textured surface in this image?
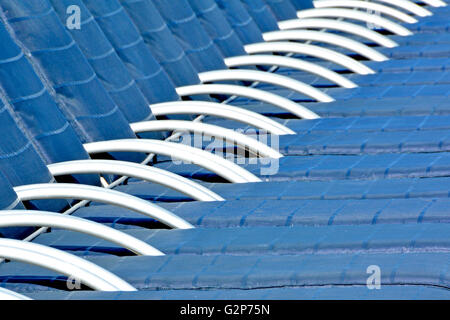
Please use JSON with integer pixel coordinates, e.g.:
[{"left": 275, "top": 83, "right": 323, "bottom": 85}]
[
  {"left": 289, "top": 0, "right": 314, "bottom": 10},
  {"left": 82, "top": 0, "right": 181, "bottom": 105},
  {"left": 189, "top": 0, "right": 248, "bottom": 58},
  {"left": 152, "top": 151, "right": 450, "bottom": 181},
  {"left": 263, "top": 0, "right": 298, "bottom": 21},
  {"left": 0, "top": 21, "right": 93, "bottom": 168},
  {"left": 160, "top": 127, "right": 450, "bottom": 156},
  {"left": 82, "top": 197, "right": 450, "bottom": 229},
  {"left": 51, "top": 0, "right": 154, "bottom": 123},
  {"left": 0, "top": 97, "right": 70, "bottom": 213},
  {"left": 0, "top": 252, "right": 448, "bottom": 290},
  {"left": 120, "top": 0, "right": 203, "bottom": 87},
  {"left": 23, "top": 285, "right": 450, "bottom": 300},
  {"left": 241, "top": 0, "right": 280, "bottom": 32},
  {"left": 32, "top": 223, "right": 450, "bottom": 256},
  {"left": 112, "top": 176, "right": 450, "bottom": 202},
  {"left": 0, "top": 0, "right": 137, "bottom": 146}
]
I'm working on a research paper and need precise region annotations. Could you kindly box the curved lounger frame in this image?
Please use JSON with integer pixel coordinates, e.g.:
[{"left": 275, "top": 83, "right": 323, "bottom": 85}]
[
  {"left": 198, "top": 69, "right": 334, "bottom": 102},
  {"left": 83, "top": 139, "right": 262, "bottom": 183},
  {"left": 224, "top": 54, "right": 357, "bottom": 88},
  {"left": 130, "top": 120, "right": 283, "bottom": 159},
  {"left": 151, "top": 101, "right": 296, "bottom": 135},
  {"left": 312, "top": 0, "right": 418, "bottom": 23},
  {"left": 0, "top": 211, "right": 163, "bottom": 256},
  {"left": 296, "top": 8, "right": 413, "bottom": 36},
  {"left": 0, "top": 239, "right": 136, "bottom": 291},
  {"left": 176, "top": 84, "right": 320, "bottom": 119},
  {"left": 244, "top": 41, "right": 375, "bottom": 74},
  {"left": 278, "top": 18, "right": 398, "bottom": 48},
  {"left": 262, "top": 30, "right": 388, "bottom": 61},
  {"left": 49, "top": 159, "right": 224, "bottom": 202},
  {"left": 14, "top": 183, "right": 194, "bottom": 229}
]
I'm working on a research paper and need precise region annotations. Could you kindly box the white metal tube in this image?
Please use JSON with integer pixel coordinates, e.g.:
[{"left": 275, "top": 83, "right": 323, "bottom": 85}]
[
  {"left": 296, "top": 8, "right": 413, "bottom": 36},
  {"left": 0, "top": 239, "right": 136, "bottom": 291},
  {"left": 262, "top": 30, "right": 388, "bottom": 61},
  {"left": 83, "top": 139, "right": 262, "bottom": 183},
  {"left": 225, "top": 54, "right": 357, "bottom": 88},
  {"left": 420, "top": 0, "right": 447, "bottom": 6},
  {"left": 245, "top": 41, "right": 375, "bottom": 74},
  {"left": 198, "top": 69, "right": 334, "bottom": 102},
  {"left": 14, "top": 183, "right": 194, "bottom": 229},
  {"left": 313, "top": 0, "right": 418, "bottom": 23},
  {"left": 176, "top": 84, "right": 320, "bottom": 119},
  {"left": 0, "top": 211, "right": 163, "bottom": 256},
  {"left": 0, "top": 287, "right": 32, "bottom": 300},
  {"left": 278, "top": 18, "right": 398, "bottom": 48},
  {"left": 48, "top": 159, "right": 224, "bottom": 201},
  {"left": 363, "top": 0, "right": 432, "bottom": 16},
  {"left": 151, "top": 101, "right": 295, "bottom": 135},
  {"left": 131, "top": 120, "right": 283, "bottom": 158}
]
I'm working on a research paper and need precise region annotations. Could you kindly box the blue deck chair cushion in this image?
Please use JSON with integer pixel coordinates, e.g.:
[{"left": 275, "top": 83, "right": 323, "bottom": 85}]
[
  {"left": 119, "top": 0, "right": 203, "bottom": 87},
  {"left": 78, "top": 0, "right": 180, "bottom": 105},
  {"left": 0, "top": 100, "right": 70, "bottom": 213},
  {"left": 0, "top": 21, "right": 95, "bottom": 172},
  {"left": 188, "top": 0, "right": 248, "bottom": 58},
  {"left": 0, "top": 252, "right": 448, "bottom": 290},
  {"left": 22, "top": 285, "right": 450, "bottom": 300},
  {"left": 32, "top": 223, "right": 450, "bottom": 257},
  {"left": 241, "top": 0, "right": 280, "bottom": 32},
  {"left": 1, "top": 0, "right": 148, "bottom": 163},
  {"left": 71, "top": 197, "right": 450, "bottom": 229},
  {"left": 215, "top": 0, "right": 265, "bottom": 44},
  {"left": 289, "top": 0, "right": 314, "bottom": 10},
  {"left": 263, "top": 0, "right": 298, "bottom": 21},
  {"left": 0, "top": 170, "right": 29, "bottom": 239},
  {"left": 51, "top": 0, "right": 154, "bottom": 123},
  {"left": 151, "top": 0, "right": 228, "bottom": 73}
]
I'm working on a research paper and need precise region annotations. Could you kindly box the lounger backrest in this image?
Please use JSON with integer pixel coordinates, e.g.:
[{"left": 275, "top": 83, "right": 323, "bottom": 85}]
[
  {"left": 215, "top": 0, "right": 265, "bottom": 44},
  {"left": 119, "top": 0, "right": 203, "bottom": 87},
  {"left": 0, "top": 165, "right": 42, "bottom": 242},
  {"left": 0, "top": 0, "right": 145, "bottom": 163},
  {"left": 262, "top": 0, "right": 298, "bottom": 20},
  {"left": 188, "top": 0, "right": 247, "bottom": 58},
  {"left": 0, "top": 169, "right": 31, "bottom": 239},
  {"left": 0, "top": 94, "right": 71, "bottom": 214},
  {"left": 150, "top": 0, "right": 228, "bottom": 74},
  {"left": 0, "top": 100, "right": 29, "bottom": 239},
  {"left": 50, "top": 0, "right": 169, "bottom": 139},
  {"left": 289, "top": 0, "right": 315, "bottom": 10},
  {"left": 57, "top": 0, "right": 180, "bottom": 109},
  {"left": 240, "top": 0, "right": 281, "bottom": 32},
  {"left": 0, "top": 21, "right": 100, "bottom": 187},
  {"left": 0, "top": 23, "right": 90, "bottom": 166},
  {"left": 49, "top": 0, "right": 154, "bottom": 123}
]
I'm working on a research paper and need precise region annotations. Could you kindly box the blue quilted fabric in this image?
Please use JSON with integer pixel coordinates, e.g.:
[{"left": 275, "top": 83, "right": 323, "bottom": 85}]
[
  {"left": 119, "top": 0, "right": 203, "bottom": 87},
  {"left": 262, "top": 0, "right": 298, "bottom": 20},
  {"left": 22, "top": 285, "right": 450, "bottom": 300},
  {"left": 1, "top": 252, "right": 448, "bottom": 290},
  {"left": 0, "top": 0, "right": 149, "bottom": 163}
]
